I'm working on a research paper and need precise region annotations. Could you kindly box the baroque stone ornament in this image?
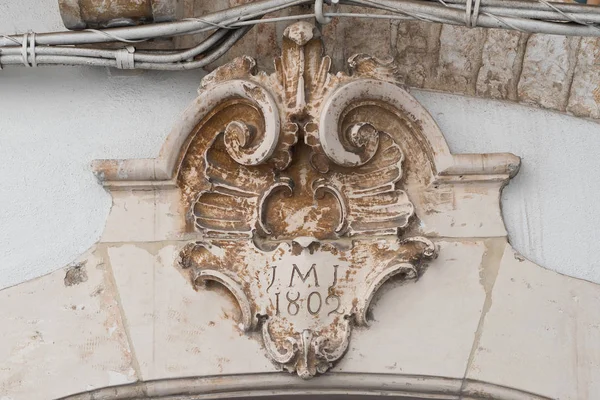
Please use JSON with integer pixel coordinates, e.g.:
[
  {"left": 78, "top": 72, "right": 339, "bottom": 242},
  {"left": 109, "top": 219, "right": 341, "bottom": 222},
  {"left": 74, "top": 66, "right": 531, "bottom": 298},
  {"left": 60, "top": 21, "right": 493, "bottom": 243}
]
[
  {"left": 91, "top": 19, "right": 520, "bottom": 382},
  {"left": 176, "top": 22, "right": 437, "bottom": 379}
]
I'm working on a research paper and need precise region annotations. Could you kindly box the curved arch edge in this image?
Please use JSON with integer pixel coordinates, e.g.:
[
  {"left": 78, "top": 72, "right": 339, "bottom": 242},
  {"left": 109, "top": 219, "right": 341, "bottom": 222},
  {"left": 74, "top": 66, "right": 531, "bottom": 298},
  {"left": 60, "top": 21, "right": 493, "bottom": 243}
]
[{"left": 57, "top": 372, "right": 551, "bottom": 400}]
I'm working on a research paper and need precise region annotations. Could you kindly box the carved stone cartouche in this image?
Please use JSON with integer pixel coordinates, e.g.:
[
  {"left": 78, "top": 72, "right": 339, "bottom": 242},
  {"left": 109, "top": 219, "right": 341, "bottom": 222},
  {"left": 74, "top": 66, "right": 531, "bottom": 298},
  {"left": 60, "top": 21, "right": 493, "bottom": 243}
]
[{"left": 177, "top": 22, "right": 436, "bottom": 379}]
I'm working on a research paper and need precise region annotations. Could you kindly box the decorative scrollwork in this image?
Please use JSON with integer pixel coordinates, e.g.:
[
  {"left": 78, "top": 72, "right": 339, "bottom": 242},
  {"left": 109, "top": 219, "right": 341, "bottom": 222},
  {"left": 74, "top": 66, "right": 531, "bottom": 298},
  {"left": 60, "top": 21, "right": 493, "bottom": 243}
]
[
  {"left": 320, "top": 122, "right": 381, "bottom": 167},
  {"left": 176, "top": 22, "right": 438, "bottom": 379},
  {"left": 312, "top": 179, "right": 348, "bottom": 235},
  {"left": 314, "top": 318, "right": 352, "bottom": 364},
  {"left": 192, "top": 268, "right": 257, "bottom": 331},
  {"left": 355, "top": 237, "right": 436, "bottom": 327},
  {"left": 218, "top": 82, "right": 280, "bottom": 166},
  {"left": 262, "top": 318, "right": 299, "bottom": 365},
  {"left": 258, "top": 177, "right": 294, "bottom": 235},
  {"left": 224, "top": 121, "right": 266, "bottom": 166}
]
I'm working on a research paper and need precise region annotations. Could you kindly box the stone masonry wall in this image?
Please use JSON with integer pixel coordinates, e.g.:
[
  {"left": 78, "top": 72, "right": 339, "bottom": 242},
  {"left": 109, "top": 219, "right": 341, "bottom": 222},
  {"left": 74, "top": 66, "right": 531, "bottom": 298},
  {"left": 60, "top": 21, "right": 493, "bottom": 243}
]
[{"left": 188, "top": 1, "right": 600, "bottom": 121}]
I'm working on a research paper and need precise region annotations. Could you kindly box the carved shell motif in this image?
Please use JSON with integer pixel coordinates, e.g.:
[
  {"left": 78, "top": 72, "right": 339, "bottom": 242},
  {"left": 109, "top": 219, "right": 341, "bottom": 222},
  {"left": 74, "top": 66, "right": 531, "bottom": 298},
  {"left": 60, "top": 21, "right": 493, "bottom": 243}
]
[{"left": 178, "top": 22, "right": 436, "bottom": 379}]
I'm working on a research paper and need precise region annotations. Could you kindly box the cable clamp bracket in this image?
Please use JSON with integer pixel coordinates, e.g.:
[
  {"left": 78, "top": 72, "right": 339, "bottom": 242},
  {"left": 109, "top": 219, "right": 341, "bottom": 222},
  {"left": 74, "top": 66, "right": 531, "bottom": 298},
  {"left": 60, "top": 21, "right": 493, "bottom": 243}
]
[
  {"left": 465, "top": 0, "right": 481, "bottom": 28},
  {"left": 116, "top": 45, "right": 136, "bottom": 69},
  {"left": 315, "top": 0, "right": 338, "bottom": 25}
]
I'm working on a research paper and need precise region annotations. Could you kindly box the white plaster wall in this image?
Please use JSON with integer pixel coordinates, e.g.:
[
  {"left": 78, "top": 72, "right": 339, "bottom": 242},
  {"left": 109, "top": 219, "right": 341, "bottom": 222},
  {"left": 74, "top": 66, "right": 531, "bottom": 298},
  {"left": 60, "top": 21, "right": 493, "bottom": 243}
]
[
  {"left": 1, "top": 0, "right": 600, "bottom": 289},
  {"left": 0, "top": 66, "right": 202, "bottom": 289},
  {"left": 413, "top": 91, "right": 600, "bottom": 284}
]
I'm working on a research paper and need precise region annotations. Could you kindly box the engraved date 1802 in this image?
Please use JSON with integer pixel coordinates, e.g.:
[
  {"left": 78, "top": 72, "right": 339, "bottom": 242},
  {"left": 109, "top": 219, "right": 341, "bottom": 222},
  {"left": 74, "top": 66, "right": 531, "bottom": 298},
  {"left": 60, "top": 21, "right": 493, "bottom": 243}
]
[{"left": 265, "top": 264, "right": 345, "bottom": 317}]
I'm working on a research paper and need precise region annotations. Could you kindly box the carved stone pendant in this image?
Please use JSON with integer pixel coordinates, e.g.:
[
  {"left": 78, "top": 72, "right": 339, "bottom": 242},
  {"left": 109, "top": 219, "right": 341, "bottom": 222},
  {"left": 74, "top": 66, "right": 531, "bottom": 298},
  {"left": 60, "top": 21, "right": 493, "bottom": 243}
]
[{"left": 177, "top": 22, "right": 437, "bottom": 379}]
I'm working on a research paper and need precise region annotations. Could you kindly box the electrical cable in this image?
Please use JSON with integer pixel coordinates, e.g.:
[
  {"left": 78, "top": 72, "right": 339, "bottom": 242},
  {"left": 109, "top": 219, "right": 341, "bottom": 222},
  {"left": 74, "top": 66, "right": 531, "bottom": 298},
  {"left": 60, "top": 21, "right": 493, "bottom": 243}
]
[
  {"left": 0, "top": 25, "right": 252, "bottom": 70},
  {"left": 2, "top": 0, "right": 600, "bottom": 71}
]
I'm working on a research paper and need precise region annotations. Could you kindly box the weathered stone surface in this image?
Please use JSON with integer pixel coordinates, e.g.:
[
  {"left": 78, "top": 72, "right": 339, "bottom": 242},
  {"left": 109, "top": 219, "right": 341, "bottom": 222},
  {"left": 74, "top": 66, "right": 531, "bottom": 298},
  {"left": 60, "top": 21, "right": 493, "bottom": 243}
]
[
  {"left": 0, "top": 249, "right": 136, "bottom": 400},
  {"left": 321, "top": 5, "right": 396, "bottom": 73},
  {"left": 394, "top": 21, "right": 442, "bottom": 88},
  {"left": 433, "top": 25, "right": 486, "bottom": 95},
  {"left": 100, "top": 189, "right": 185, "bottom": 243},
  {"left": 176, "top": 1, "right": 600, "bottom": 121},
  {"left": 476, "top": 29, "right": 527, "bottom": 100},
  {"left": 567, "top": 37, "right": 600, "bottom": 119},
  {"left": 208, "top": 12, "right": 281, "bottom": 72},
  {"left": 93, "top": 20, "right": 519, "bottom": 383},
  {"left": 413, "top": 181, "right": 510, "bottom": 238},
  {"left": 176, "top": 22, "right": 441, "bottom": 378},
  {"left": 467, "top": 244, "right": 600, "bottom": 400},
  {"left": 518, "top": 34, "right": 581, "bottom": 111},
  {"left": 107, "top": 243, "right": 273, "bottom": 380},
  {"left": 335, "top": 240, "right": 490, "bottom": 378}
]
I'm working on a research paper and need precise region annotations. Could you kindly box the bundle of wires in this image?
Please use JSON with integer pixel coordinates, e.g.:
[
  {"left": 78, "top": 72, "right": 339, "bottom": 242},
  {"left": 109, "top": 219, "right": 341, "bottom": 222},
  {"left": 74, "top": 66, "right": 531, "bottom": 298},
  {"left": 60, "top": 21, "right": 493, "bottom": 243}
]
[{"left": 1, "top": 0, "right": 600, "bottom": 70}]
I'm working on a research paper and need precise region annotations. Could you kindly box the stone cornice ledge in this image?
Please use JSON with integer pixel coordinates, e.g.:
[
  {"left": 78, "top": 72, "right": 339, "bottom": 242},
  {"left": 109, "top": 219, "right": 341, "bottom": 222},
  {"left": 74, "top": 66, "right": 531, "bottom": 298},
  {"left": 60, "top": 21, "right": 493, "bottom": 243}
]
[
  {"left": 91, "top": 97, "right": 520, "bottom": 190},
  {"left": 58, "top": 372, "right": 550, "bottom": 400},
  {"left": 92, "top": 151, "right": 520, "bottom": 191},
  {"left": 91, "top": 152, "right": 520, "bottom": 190},
  {"left": 437, "top": 153, "right": 520, "bottom": 184}
]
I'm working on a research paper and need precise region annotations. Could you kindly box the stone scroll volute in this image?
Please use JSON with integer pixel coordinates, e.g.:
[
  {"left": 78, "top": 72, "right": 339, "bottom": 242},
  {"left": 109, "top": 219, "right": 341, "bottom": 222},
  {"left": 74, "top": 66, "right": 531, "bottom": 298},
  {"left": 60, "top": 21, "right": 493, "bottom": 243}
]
[{"left": 91, "top": 22, "right": 519, "bottom": 379}]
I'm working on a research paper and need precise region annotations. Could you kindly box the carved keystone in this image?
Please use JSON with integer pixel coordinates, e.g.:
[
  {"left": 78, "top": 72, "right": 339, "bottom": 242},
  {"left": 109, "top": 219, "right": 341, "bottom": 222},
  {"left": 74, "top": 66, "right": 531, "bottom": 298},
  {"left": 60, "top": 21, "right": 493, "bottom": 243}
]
[{"left": 177, "top": 22, "right": 436, "bottom": 378}]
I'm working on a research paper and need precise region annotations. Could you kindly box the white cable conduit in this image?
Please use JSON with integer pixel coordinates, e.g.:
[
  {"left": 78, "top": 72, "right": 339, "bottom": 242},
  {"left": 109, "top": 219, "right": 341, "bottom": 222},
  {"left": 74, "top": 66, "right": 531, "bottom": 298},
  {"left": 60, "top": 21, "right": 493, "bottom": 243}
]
[
  {"left": 0, "top": 26, "right": 252, "bottom": 70},
  {"left": 0, "top": 0, "right": 308, "bottom": 47},
  {"left": 1, "top": 0, "right": 600, "bottom": 71}
]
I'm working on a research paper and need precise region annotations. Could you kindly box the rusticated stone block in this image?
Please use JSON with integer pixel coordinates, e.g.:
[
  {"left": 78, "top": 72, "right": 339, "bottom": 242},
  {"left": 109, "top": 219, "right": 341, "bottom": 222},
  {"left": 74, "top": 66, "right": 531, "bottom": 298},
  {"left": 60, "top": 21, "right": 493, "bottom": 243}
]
[
  {"left": 185, "top": 0, "right": 600, "bottom": 120},
  {"left": 517, "top": 34, "right": 580, "bottom": 111},
  {"left": 318, "top": 16, "right": 345, "bottom": 73},
  {"left": 321, "top": 5, "right": 395, "bottom": 73},
  {"left": 394, "top": 20, "right": 442, "bottom": 88},
  {"left": 433, "top": 25, "right": 486, "bottom": 95},
  {"left": 476, "top": 29, "right": 527, "bottom": 101},
  {"left": 567, "top": 37, "right": 600, "bottom": 119}
]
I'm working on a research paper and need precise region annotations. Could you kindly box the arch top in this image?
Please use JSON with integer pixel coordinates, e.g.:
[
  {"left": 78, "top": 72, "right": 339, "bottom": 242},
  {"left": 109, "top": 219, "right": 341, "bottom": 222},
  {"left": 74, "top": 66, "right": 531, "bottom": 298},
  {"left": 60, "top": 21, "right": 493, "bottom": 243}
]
[{"left": 91, "top": 21, "right": 519, "bottom": 191}]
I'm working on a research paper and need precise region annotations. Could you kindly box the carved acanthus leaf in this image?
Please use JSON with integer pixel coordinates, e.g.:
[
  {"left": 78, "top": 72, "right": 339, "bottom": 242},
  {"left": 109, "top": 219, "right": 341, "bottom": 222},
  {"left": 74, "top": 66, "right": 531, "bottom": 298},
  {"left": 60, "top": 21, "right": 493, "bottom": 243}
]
[
  {"left": 192, "top": 132, "right": 276, "bottom": 238},
  {"left": 323, "top": 131, "right": 414, "bottom": 236},
  {"left": 275, "top": 21, "right": 334, "bottom": 117}
]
